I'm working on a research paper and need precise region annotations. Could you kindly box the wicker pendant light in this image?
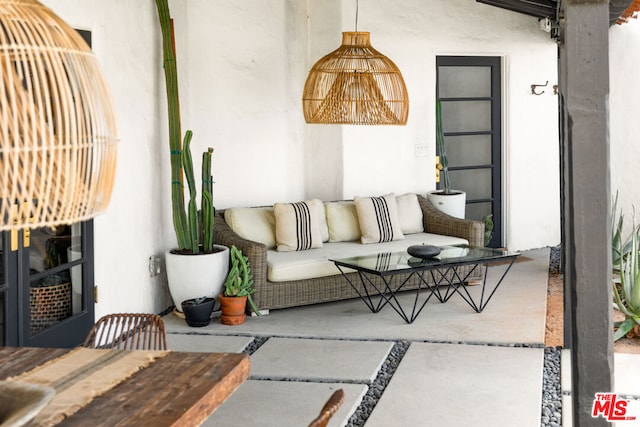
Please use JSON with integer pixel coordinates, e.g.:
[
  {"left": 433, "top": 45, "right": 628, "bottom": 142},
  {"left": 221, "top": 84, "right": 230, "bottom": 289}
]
[
  {"left": 302, "top": 31, "right": 409, "bottom": 125},
  {"left": 0, "top": 0, "right": 118, "bottom": 231}
]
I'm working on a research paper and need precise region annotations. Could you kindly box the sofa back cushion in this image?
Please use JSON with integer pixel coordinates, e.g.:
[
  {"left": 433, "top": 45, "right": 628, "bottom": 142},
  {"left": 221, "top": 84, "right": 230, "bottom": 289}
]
[
  {"left": 225, "top": 207, "right": 276, "bottom": 249},
  {"left": 325, "top": 201, "right": 361, "bottom": 243},
  {"left": 396, "top": 193, "right": 424, "bottom": 234},
  {"left": 274, "top": 199, "right": 324, "bottom": 252},
  {"left": 354, "top": 194, "right": 405, "bottom": 244}
]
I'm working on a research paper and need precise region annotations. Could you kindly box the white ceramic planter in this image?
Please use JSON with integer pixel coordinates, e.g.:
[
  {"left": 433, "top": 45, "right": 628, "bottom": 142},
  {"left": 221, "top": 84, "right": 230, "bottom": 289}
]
[
  {"left": 165, "top": 245, "right": 230, "bottom": 310},
  {"left": 427, "top": 191, "right": 466, "bottom": 219}
]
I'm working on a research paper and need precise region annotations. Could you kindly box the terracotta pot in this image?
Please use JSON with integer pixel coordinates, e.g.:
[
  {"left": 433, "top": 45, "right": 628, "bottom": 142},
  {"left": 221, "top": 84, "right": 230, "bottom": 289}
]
[{"left": 218, "top": 295, "right": 247, "bottom": 325}]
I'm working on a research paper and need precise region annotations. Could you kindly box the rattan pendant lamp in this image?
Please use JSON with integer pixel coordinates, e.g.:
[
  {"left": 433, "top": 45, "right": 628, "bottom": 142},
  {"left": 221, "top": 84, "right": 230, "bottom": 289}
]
[
  {"left": 0, "top": 0, "right": 118, "bottom": 231},
  {"left": 302, "top": 1, "right": 409, "bottom": 125}
]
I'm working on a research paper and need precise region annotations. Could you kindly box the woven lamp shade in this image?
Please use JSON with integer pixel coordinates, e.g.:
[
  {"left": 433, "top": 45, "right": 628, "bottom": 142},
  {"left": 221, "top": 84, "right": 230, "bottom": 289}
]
[
  {"left": 0, "top": 0, "right": 118, "bottom": 231},
  {"left": 302, "top": 32, "right": 409, "bottom": 125}
]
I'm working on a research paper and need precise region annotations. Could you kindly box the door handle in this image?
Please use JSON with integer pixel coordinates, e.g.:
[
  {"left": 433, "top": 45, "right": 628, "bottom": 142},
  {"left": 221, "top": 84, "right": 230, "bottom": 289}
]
[
  {"left": 9, "top": 202, "right": 34, "bottom": 250},
  {"left": 23, "top": 202, "right": 33, "bottom": 248},
  {"left": 10, "top": 204, "right": 18, "bottom": 251},
  {"left": 435, "top": 155, "right": 443, "bottom": 183}
]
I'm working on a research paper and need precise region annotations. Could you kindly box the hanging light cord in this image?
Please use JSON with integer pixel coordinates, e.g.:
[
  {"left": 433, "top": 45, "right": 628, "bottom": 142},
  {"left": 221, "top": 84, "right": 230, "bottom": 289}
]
[{"left": 355, "top": 0, "right": 359, "bottom": 32}]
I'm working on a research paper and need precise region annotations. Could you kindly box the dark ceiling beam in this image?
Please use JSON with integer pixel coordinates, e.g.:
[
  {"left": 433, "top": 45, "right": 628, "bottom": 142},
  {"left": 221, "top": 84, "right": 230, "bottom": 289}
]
[
  {"left": 609, "top": 0, "right": 634, "bottom": 24},
  {"left": 478, "top": 0, "right": 636, "bottom": 25},
  {"left": 476, "top": 0, "right": 558, "bottom": 19}
]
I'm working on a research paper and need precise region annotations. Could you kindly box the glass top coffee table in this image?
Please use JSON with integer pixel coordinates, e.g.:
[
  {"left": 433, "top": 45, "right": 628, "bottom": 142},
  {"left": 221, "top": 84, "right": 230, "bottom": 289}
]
[{"left": 330, "top": 244, "right": 520, "bottom": 323}]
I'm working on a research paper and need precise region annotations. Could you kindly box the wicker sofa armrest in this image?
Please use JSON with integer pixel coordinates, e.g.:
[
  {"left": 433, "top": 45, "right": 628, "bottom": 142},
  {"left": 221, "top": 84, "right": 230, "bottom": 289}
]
[
  {"left": 417, "top": 195, "right": 485, "bottom": 247},
  {"left": 213, "top": 209, "right": 267, "bottom": 291}
]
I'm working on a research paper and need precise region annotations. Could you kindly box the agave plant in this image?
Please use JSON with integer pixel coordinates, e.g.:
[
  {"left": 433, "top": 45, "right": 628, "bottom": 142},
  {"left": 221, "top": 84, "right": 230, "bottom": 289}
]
[
  {"left": 155, "top": 0, "right": 214, "bottom": 254},
  {"left": 612, "top": 192, "right": 632, "bottom": 269},
  {"left": 611, "top": 194, "right": 640, "bottom": 340}
]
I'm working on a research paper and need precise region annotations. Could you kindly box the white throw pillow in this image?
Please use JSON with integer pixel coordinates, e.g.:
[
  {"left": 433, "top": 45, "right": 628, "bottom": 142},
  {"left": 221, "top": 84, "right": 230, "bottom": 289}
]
[
  {"left": 312, "top": 198, "right": 330, "bottom": 243},
  {"left": 225, "top": 207, "right": 276, "bottom": 249},
  {"left": 354, "top": 194, "right": 405, "bottom": 244},
  {"left": 325, "top": 201, "right": 361, "bottom": 242},
  {"left": 274, "top": 200, "right": 323, "bottom": 252},
  {"left": 396, "top": 193, "right": 424, "bottom": 234}
]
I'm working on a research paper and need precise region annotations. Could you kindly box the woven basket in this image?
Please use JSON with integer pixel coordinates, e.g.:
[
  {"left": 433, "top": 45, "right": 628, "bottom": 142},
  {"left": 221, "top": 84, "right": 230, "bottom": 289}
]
[{"left": 30, "top": 281, "right": 72, "bottom": 334}]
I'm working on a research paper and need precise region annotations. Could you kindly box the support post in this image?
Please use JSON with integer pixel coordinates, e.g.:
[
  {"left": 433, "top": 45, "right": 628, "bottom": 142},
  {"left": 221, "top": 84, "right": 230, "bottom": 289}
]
[{"left": 559, "top": 0, "right": 614, "bottom": 425}]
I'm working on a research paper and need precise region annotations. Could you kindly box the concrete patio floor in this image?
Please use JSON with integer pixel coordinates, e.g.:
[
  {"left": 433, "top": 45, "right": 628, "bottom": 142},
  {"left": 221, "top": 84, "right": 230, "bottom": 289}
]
[{"left": 162, "top": 247, "right": 640, "bottom": 426}]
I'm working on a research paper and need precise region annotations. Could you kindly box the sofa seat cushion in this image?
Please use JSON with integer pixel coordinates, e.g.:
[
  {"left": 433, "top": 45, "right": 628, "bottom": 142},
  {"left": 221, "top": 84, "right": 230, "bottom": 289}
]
[{"left": 267, "top": 233, "right": 469, "bottom": 282}]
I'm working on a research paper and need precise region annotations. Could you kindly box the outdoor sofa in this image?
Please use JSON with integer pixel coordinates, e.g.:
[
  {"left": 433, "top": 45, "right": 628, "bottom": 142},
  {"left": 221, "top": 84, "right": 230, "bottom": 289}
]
[{"left": 213, "top": 193, "right": 484, "bottom": 313}]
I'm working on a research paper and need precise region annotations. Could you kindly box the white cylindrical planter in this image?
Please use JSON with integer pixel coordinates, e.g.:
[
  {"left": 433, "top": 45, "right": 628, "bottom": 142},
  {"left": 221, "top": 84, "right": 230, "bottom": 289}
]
[
  {"left": 165, "top": 245, "right": 230, "bottom": 311},
  {"left": 427, "top": 191, "right": 466, "bottom": 219}
]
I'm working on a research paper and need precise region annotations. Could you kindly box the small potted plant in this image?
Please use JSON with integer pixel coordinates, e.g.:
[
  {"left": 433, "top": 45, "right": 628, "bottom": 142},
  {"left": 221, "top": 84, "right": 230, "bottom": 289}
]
[
  {"left": 219, "top": 245, "right": 260, "bottom": 325},
  {"left": 181, "top": 296, "right": 215, "bottom": 327}
]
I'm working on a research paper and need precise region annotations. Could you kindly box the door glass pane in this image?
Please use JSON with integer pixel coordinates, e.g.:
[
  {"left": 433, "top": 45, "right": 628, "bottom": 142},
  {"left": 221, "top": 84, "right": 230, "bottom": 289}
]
[
  {"left": 438, "top": 66, "right": 491, "bottom": 98},
  {"left": 441, "top": 101, "right": 491, "bottom": 133},
  {"left": 445, "top": 135, "right": 492, "bottom": 167},
  {"left": 449, "top": 168, "right": 493, "bottom": 200},
  {"left": 466, "top": 202, "right": 493, "bottom": 223},
  {"left": 29, "top": 223, "right": 83, "bottom": 336}
]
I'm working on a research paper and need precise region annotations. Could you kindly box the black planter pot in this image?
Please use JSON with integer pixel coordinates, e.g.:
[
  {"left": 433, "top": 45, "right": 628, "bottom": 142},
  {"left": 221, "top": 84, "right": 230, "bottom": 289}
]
[{"left": 181, "top": 297, "right": 215, "bottom": 327}]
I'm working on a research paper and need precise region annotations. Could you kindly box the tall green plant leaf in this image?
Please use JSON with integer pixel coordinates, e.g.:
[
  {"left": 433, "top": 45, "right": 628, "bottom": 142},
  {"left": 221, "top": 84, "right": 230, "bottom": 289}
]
[
  {"left": 155, "top": 0, "right": 216, "bottom": 254},
  {"left": 435, "top": 100, "right": 451, "bottom": 194},
  {"left": 202, "top": 149, "right": 214, "bottom": 252},
  {"left": 155, "top": 0, "right": 189, "bottom": 250}
]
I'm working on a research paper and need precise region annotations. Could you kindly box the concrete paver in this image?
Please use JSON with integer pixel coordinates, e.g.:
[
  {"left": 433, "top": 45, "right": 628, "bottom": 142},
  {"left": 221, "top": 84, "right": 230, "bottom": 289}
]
[
  {"left": 167, "top": 332, "right": 253, "bottom": 353},
  {"left": 203, "top": 380, "right": 367, "bottom": 427},
  {"left": 365, "top": 342, "right": 544, "bottom": 427},
  {"left": 250, "top": 337, "right": 393, "bottom": 383}
]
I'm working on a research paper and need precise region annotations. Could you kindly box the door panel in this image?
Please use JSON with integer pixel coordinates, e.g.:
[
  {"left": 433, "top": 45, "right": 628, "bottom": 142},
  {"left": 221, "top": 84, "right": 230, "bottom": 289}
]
[
  {"left": 450, "top": 169, "right": 493, "bottom": 200},
  {"left": 1, "top": 221, "right": 94, "bottom": 347},
  {"left": 438, "top": 66, "right": 492, "bottom": 97},
  {"left": 22, "top": 222, "right": 94, "bottom": 347},
  {"left": 445, "top": 135, "right": 492, "bottom": 166},
  {"left": 441, "top": 101, "right": 492, "bottom": 132},
  {"left": 0, "top": 28, "right": 97, "bottom": 347},
  {"left": 436, "top": 56, "right": 502, "bottom": 247}
]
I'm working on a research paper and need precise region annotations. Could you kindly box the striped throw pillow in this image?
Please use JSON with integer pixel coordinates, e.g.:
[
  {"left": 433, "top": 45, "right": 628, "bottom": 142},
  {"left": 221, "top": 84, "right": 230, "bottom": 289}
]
[
  {"left": 354, "top": 194, "right": 405, "bottom": 244},
  {"left": 274, "top": 200, "right": 323, "bottom": 251}
]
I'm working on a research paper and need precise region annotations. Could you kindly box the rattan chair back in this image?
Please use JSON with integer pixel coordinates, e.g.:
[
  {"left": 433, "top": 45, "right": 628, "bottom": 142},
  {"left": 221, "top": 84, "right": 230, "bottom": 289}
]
[
  {"left": 83, "top": 313, "right": 167, "bottom": 350},
  {"left": 308, "top": 389, "right": 345, "bottom": 427}
]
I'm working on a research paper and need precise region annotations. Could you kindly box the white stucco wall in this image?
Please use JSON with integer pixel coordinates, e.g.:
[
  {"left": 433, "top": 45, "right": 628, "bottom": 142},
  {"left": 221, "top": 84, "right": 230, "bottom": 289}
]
[
  {"left": 41, "top": 0, "right": 175, "bottom": 317},
  {"left": 610, "top": 19, "right": 640, "bottom": 238},
  {"left": 41, "top": 0, "right": 564, "bottom": 316}
]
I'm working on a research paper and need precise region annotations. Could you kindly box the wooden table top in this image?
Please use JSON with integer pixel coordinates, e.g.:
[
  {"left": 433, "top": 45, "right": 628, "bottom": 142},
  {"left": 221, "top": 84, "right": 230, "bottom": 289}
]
[{"left": 0, "top": 346, "right": 250, "bottom": 426}]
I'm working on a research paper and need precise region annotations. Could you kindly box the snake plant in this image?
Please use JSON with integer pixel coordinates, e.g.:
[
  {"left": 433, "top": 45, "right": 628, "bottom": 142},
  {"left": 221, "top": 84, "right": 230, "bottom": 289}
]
[
  {"left": 612, "top": 194, "right": 640, "bottom": 340},
  {"left": 155, "top": 0, "right": 214, "bottom": 254}
]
